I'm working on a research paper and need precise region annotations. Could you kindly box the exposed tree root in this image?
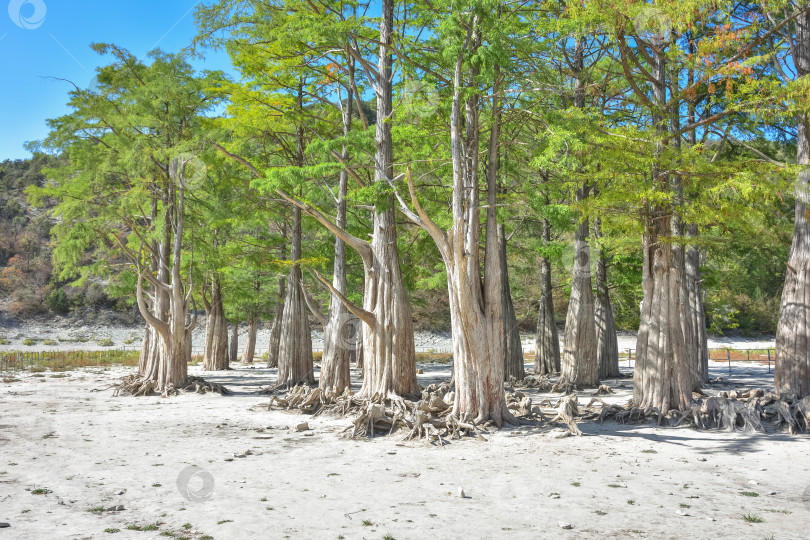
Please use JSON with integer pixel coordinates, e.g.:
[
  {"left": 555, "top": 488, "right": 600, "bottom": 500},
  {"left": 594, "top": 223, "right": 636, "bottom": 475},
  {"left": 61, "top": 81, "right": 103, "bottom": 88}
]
[
  {"left": 580, "top": 390, "right": 810, "bottom": 434},
  {"left": 510, "top": 375, "right": 553, "bottom": 392},
  {"left": 113, "top": 375, "right": 230, "bottom": 397},
  {"left": 267, "top": 381, "right": 559, "bottom": 443},
  {"left": 593, "top": 384, "right": 614, "bottom": 396},
  {"left": 550, "top": 381, "right": 580, "bottom": 394}
]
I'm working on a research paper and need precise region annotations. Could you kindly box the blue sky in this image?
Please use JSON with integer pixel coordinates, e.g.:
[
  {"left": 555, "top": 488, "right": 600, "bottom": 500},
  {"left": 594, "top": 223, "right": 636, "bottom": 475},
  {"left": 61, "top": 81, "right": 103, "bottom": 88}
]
[{"left": 0, "top": 0, "right": 232, "bottom": 159}]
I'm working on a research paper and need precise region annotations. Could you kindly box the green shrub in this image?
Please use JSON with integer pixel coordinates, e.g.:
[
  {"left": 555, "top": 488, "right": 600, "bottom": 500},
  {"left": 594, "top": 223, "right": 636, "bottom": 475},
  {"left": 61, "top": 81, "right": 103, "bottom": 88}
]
[{"left": 46, "top": 288, "right": 70, "bottom": 314}]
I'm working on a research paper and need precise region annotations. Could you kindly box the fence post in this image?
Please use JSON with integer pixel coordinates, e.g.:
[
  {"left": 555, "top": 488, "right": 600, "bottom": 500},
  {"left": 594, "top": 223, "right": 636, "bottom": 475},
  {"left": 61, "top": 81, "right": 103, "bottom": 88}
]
[
  {"left": 727, "top": 349, "right": 731, "bottom": 374},
  {"left": 747, "top": 350, "right": 750, "bottom": 363},
  {"left": 767, "top": 349, "right": 771, "bottom": 373}
]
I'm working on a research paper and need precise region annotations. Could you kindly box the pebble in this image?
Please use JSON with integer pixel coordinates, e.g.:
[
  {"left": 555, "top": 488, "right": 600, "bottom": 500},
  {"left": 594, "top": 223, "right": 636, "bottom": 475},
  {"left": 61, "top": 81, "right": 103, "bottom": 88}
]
[
  {"left": 295, "top": 422, "right": 310, "bottom": 432},
  {"left": 457, "top": 487, "right": 465, "bottom": 498},
  {"left": 558, "top": 522, "right": 573, "bottom": 530},
  {"left": 0, "top": 523, "right": 10, "bottom": 528},
  {"left": 106, "top": 505, "right": 125, "bottom": 512}
]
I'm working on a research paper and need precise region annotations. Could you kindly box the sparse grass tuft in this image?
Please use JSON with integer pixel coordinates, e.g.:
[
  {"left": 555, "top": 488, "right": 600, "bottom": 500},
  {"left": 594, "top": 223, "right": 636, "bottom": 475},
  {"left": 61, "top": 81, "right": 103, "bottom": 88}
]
[
  {"left": 627, "top": 499, "right": 635, "bottom": 505},
  {"left": 740, "top": 491, "right": 759, "bottom": 497},
  {"left": 571, "top": 482, "right": 581, "bottom": 487},
  {"left": 641, "top": 449, "right": 657, "bottom": 454},
  {"left": 741, "top": 512, "right": 763, "bottom": 523},
  {"left": 23, "top": 338, "right": 36, "bottom": 346},
  {"left": 362, "top": 520, "right": 373, "bottom": 526},
  {"left": 43, "top": 339, "right": 57, "bottom": 345},
  {"left": 31, "top": 488, "right": 52, "bottom": 495},
  {"left": 104, "top": 528, "right": 120, "bottom": 534},
  {"left": 217, "top": 520, "right": 233, "bottom": 525},
  {"left": 97, "top": 338, "right": 114, "bottom": 347}
]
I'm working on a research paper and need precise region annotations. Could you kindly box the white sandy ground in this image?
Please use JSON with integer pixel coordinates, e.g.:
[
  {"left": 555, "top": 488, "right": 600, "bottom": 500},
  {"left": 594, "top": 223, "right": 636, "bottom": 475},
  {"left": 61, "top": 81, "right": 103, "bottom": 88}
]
[
  {"left": 1, "top": 361, "right": 808, "bottom": 540},
  {"left": 0, "top": 323, "right": 778, "bottom": 356}
]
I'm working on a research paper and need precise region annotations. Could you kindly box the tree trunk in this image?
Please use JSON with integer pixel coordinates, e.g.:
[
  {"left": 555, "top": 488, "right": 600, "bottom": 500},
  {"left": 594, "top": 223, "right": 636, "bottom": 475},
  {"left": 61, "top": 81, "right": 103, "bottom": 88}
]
[
  {"left": 535, "top": 218, "right": 560, "bottom": 375},
  {"left": 775, "top": 4, "right": 810, "bottom": 399},
  {"left": 277, "top": 0, "right": 417, "bottom": 399},
  {"left": 560, "top": 209, "right": 600, "bottom": 388},
  {"left": 685, "top": 224, "right": 708, "bottom": 384},
  {"left": 203, "top": 277, "right": 229, "bottom": 371},
  {"left": 500, "top": 225, "right": 524, "bottom": 380},
  {"left": 276, "top": 204, "right": 314, "bottom": 387},
  {"left": 559, "top": 38, "right": 598, "bottom": 389},
  {"left": 594, "top": 220, "right": 619, "bottom": 379},
  {"left": 354, "top": 319, "right": 364, "bottom": 370},
  {"left": 391, "top": 21, "right": 515, "bottom": 425},
  {"left": 319, "top": 59, "right": 355, "bottom": 394},
  {"left": 267, "top": 273, "right": 285, "bottom": 368},
  {"left": 241, "top": 317, "right": 258, "bottom": 364},
  {"left": 133, "top": 172, "right": 195, "bottom": 393},
  {"left": 228, "top": 322, "right": 238, "bottom": 365},
  {"left": 353, "top": 1, "right": 417, "bottom": 399},
  {"left": 633, "top": 47, "right": 691, "bottom": 412}
]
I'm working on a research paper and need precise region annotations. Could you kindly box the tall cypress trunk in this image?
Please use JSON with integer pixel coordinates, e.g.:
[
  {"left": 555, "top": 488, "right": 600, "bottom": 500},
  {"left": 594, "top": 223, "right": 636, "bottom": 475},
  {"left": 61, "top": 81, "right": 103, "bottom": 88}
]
[
  {"left": 683, "top": 40, "right": 709, "bottom": 385},
  {"left": 228, "top": 322, "right": 238, "bottom": 365},
  {"left": 535, "top": 218, "right": 560, "bottom": 375},
  {"left": 353, "top": 0, "right": 417, "bottom": 399},
  {"left": 267, "top": 272, "right": 286, "bottom": 368},
  {"left": 133, "top": 168, "right": 196, "bottom": 394},
  {"left": 594, "top": 219, "right": 619, "bottom": 379},
  {"left": 669, "top": 47, "right": 698, "bottom": 391},
  {"left": 203, "top": 277, "right": 229, "bottom": 371},
  {"left": 500, "top": 226, "right": 524, "bottom": 380},
  {"left": 633, "top": 46, "right": 691, "bottom": 412},
  {"left": 277, "top": 201, "right": 314, "bottom": 387},
  {"left": 775, "top": 5, "right": 810, "bottom": 398},
  {"left": 319, "top": 59, "right": 355, "bottom": 394},
  {"left": 686, "top": 224, "right": 708, "bottom": 384},
  {"left": 241, "top": 317, "right": 258, "bottom": 363},
  {"left": 559, "top": 38, "right": 598, "bottom": 389},
  {"left": 400, "top": 14, "right": 515, "bottom": 425},
  {"left": 560, "top": 206, "right": 599, "bottom": 388}
]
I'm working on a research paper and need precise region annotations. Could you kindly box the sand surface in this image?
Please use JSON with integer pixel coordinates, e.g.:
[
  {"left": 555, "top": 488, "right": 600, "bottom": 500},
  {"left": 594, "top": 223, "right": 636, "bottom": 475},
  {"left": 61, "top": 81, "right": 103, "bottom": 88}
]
[
  {"left": 1, "top": 360, "right": 808, "bottom": 539},
  {"left": 0, "top": 323, "right": 777, "bottom": 356}
]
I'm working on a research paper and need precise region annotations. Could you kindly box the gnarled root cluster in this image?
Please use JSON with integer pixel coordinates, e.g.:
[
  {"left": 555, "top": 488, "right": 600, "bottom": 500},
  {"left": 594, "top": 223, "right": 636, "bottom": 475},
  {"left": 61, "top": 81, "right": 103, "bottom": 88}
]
[
  {"left": 114, "top": 375, "right": 230, "bottom": 397},
  {"left": 581, "top": 390, "right": 810, "bottom": 434},
  {"left": 268, "top": 381, "right": 554, "bottom": 443},
  {"left": 509, "top": 375, "right": 553, "bottom": 392}
]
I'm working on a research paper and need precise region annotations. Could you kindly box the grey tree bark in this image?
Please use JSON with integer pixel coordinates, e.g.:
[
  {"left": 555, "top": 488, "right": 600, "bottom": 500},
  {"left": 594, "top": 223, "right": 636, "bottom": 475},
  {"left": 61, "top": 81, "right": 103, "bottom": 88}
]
[
  {"left": 280, "top": 0, "right": 417, "bottom": 399},
  {"left": 594, "top": 219, "right": 619, "bottom": 379},
  {"left": 559, "top": 39, "right": 599, "bottom": 389},
  {"left": 500, "top": 226, "right": 524, "bottom": 380},
  {"left": 241, "top": 317, "right": 258, "bottom": 363},
  {"left": 633, "top": 46, "right": 691, "bottom": 412},
  {"left": 228, "top": 322, "right": 238, "bottom": 365},
  {"left": 276, "top": 201, "right": 314, "bottom": 387},
  {"left": 535, "top": 218, "right": 561, "bottom": 376},
  {"left": 775, "top": 5, "right": 810, "bottom": 399},
  {"left": 385, "top": 15, "right": 516, "bottom": 425},
  {"left": 267, "top": 272, "right": 285, "bottom": 368},
  {"left": 559, "top": 205, "right": 599, "bottom": 388},
  {"left": 319, "top": 59, "right": 355, "bottom": 394},
  {"left": 686, "top": 224, "right": 708, "bottom": 384},
  {"left": 134, "top": 162, "right": 197, "bottom": 393},
  {"left": 202, "top": 276, "right": 229, "bottom": 371}
]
